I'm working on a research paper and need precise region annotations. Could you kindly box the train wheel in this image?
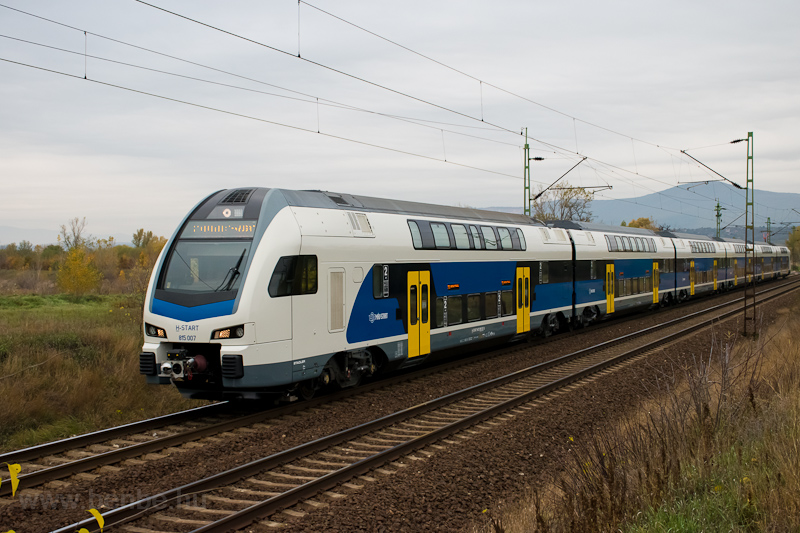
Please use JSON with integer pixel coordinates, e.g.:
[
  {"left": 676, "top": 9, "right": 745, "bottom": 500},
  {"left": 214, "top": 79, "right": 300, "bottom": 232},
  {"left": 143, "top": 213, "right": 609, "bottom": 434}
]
[
  {"left": 541, "top": 314, "right": 559, "bottom": 337},
  {"left": 298, "top": 380, "right": 316, "bottom": 401}
]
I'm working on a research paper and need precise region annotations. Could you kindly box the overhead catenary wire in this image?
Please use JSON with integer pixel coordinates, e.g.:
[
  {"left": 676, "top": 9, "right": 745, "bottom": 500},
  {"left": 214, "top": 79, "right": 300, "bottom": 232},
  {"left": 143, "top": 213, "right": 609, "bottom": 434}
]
[
  {"left": 0, "top": 33, "right": 520, "bottom": 149},
  {"left": 3, "top": 1, "right": 769, "bottom": 219},
  {"left": 298, "top": 0, "right": 683, "bottom": 152},
  {"left": 0, "top": 56, "right": 532, "bottom": 184},
  {"left": 0, "top": 3, "right": 788, "bottom": 226}
]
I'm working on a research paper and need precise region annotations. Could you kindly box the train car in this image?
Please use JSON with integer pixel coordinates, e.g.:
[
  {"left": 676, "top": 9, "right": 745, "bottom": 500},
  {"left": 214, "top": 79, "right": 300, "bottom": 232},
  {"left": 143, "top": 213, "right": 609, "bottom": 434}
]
[
  {"left": 139, "top": 187, "right": 577, "bottom": 400},
  {"left": 139, "top": 187, "right": 789, "bottom": 401},
  {"left": 776, "top": 245, "right": 791, "bottom": 277},
  {"left": 548, "top": 222, "right": 672, "bottom": 314}
]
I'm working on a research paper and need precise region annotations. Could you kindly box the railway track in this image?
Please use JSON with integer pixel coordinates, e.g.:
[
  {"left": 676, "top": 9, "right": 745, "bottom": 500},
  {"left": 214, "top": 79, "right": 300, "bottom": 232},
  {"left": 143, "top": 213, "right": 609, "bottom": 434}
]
[
  {"left": 5, "top": 277, "right": 754, "bottom": 498},
  {"left": 55, "top": 277, "right": 800, "bottom": 533}
]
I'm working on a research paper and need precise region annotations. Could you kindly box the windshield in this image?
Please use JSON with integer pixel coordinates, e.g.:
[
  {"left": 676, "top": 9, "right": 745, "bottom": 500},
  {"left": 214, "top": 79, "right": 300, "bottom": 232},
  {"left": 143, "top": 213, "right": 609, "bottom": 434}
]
[{"left": 161, "top": 241, "right": 251, "bottom": 293}]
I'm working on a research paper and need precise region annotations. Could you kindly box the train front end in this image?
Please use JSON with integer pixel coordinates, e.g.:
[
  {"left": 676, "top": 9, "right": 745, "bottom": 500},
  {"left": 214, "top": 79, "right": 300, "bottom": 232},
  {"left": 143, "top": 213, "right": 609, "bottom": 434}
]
[{"left": 139, "top": 187, "right": 299, "bottom": 400}]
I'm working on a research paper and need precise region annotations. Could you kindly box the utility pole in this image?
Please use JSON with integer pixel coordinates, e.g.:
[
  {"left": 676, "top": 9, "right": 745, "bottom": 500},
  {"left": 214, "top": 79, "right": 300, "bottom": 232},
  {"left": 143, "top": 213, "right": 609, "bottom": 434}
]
[
  {"left": 523, "top": 128, "right": 530, "bottom": 216},
  {"left": 714, "top": 199, "right": 725, "bottom": 238},
  {"left": 766, "top": 217, "right": 771, "bottom": 243},
  {"left": 743, "top": 132, "right": 756, "bottom": 336},
  {"left": 522, "top": 127, "right": 544, "bottom": 217}
]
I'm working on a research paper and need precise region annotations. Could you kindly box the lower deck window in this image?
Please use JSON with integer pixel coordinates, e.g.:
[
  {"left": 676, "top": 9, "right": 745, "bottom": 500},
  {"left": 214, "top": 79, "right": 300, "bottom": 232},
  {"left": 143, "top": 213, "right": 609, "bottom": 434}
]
[
  {"left": 500, "top": 291, "right": 513, "bottom": 316},
  {"left": 467, "top": 294, "right": 481, "bottom": 321},
  {"left": 448, "top": 295, "right": 463, "bottom": 325},
  {"left": 485, "top": 292, "right": 499, "bottom": 318}
]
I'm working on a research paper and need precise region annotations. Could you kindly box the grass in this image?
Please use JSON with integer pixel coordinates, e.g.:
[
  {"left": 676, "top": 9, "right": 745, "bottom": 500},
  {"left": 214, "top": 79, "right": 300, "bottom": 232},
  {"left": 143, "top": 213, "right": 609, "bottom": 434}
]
[
  {"left": 0, "top": 294, "right": 203, "bottom": 452},
  {"left": 485, "top": 300, "right": 800, "bottom": 533}
]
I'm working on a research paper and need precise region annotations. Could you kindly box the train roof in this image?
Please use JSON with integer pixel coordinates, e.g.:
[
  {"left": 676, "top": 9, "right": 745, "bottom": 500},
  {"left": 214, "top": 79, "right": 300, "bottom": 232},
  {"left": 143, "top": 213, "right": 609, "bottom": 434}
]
[
  {"left": 657, "top": 230, "right": 716, "bottom": 241},
  {"left": 548, "top": 220, "right": 658, "bottom": 236},
  {"left": 279, "top": 189, "right": 544, "bottom": 226}
]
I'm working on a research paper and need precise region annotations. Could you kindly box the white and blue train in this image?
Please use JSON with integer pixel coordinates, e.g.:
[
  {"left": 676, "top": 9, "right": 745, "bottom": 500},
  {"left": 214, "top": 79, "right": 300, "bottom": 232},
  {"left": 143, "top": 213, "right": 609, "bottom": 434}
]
[{"left": 139, "top": 188, "right": 791, "bottom": 400}]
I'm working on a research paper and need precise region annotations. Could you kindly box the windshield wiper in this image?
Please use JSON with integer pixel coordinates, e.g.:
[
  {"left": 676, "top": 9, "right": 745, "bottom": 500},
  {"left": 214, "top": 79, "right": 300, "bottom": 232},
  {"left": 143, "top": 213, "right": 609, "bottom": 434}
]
[{"left": 216, "top": 248, "right": 247, "bottom": 292}]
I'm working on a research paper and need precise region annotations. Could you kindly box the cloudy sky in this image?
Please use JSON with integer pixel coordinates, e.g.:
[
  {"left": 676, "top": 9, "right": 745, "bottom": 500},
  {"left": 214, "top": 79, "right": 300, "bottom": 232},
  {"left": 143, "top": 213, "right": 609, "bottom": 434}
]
[{"left": 1, "top": 0, "right": 798, "bottom": 243}]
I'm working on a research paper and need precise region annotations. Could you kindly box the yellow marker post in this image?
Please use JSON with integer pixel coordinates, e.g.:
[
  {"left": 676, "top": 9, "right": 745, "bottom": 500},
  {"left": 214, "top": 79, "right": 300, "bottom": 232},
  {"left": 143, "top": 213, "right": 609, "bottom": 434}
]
[
  {"left": 78, "top": 508, "right": 104, "bottom": 533},
  {"left": 7, "top": 464, "right": 20, "bottom": 498},
  {"left": 1, "top": 463, "right": 21, "bottom": 497}
]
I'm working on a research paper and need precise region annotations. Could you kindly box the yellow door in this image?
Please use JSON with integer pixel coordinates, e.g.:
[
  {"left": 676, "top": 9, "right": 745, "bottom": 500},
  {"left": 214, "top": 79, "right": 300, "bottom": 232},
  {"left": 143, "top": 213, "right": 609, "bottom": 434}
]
[
  {"left": 690, "top": 260, "right": 695, "bottom": 296},
  {"left": 652, "top": 262, "right": 659, "bottom": 304},
  {"left": 407, "top": 271, "right": 431, "bottom": 358},
  {"left": 713, "top": 260, "right": 718, "bottom": 291},
  {"left": 606, "top": 263, "right": 615, "bottom": 314},
  {"left": 515, "top": 267, "right": 531, "bottom": 334}
]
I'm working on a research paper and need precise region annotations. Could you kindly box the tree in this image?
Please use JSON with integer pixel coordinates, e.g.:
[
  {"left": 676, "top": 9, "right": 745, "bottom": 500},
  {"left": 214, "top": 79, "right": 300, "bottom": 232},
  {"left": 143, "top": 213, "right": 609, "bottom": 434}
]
[
  {"left": 132, "top": 228, "right": 156, "bottom": 248},
  {"left": 59, "top": 217, "right": 92, "bottom": 251},
  {"left": 57, "top": 247, "right": 102, "bottom": 297},
  {"left": 787, "top": 226, "right": 800, "bottom": 268},
  {"left": 626, "top": 217, "right": 660, "bottom": 231},
  {"left": 531, "top": 180, "right": 593, "bottom": 222}
]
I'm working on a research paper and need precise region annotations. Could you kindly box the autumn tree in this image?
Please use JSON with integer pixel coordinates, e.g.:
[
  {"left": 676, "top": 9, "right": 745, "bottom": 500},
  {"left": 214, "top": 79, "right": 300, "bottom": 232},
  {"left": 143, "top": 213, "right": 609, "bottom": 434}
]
[
  {"left": 132, "top": 228, "right": 156, "bottom": 248},
  {"left": 531, "top": 180, "right": 593, "bottom": 222},
  {"left": 787, "top": 226, "right": 800, "bottom": 269},
  {"left": 59, "top": 217, "right": 92, "bottom": 251},
  {"left": 57, "top": 247, "right": 102, "bottom": 297},
  {"left": 626, "top": 217, "right": 661, "bottom": 231}
]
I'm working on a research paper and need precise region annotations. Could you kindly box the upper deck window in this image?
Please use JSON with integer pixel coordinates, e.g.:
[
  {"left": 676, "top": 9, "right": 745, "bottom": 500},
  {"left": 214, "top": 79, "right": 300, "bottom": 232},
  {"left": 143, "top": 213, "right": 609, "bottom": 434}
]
[
  {"left": 497, "top": 227, "right": 513, "bottom": 250},
  {"left": 408, "top": 221, "right": 423, "bottom": 249},
  {"left": 431, "top": 223, "right": 451, "bottom": 249},
  {"left": 452, "top": 224, "right": 471, "bottom": 249}
]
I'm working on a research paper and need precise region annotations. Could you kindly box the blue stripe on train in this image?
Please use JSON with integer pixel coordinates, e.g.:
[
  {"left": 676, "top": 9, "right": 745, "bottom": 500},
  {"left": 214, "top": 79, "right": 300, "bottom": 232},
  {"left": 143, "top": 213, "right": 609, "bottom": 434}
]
[{"left": 152, "top": 298, "right": 235, "bottom": 321}]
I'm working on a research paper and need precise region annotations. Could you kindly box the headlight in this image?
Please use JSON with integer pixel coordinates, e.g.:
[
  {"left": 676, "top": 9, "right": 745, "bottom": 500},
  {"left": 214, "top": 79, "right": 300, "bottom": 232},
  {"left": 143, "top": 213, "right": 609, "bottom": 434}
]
[
  {"left": 211, "top": 325, "right": 245, "bottom": 340},
  {"left": 145, "top": 323, "right": 167, "bottom": 338}
]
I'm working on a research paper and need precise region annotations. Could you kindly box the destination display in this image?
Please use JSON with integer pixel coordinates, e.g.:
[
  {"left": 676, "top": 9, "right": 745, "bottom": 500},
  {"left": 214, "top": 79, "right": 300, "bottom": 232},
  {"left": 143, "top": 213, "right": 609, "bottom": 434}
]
[{"left": 180, "top": 220, "right": 257, "bottom": 239}]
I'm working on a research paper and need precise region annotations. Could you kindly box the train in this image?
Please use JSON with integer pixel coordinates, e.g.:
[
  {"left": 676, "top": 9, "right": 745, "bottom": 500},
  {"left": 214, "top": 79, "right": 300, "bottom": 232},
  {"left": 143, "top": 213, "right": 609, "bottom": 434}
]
[{"left": 139, "top": 188, "right": 791, "bottom": 400}]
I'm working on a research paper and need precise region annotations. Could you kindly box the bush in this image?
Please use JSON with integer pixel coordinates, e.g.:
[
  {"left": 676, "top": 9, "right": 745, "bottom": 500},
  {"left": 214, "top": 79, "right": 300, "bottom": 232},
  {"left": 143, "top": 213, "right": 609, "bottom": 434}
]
[{"left": 56, "top": 248, "right": 102, "bottom": 297}]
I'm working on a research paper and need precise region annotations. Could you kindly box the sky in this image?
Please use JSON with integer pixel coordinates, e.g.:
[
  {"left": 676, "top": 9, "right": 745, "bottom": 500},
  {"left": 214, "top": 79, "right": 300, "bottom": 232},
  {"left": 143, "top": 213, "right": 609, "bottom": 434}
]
[{"left": 1, "top": 0, "right": 799, "bottom": 244}]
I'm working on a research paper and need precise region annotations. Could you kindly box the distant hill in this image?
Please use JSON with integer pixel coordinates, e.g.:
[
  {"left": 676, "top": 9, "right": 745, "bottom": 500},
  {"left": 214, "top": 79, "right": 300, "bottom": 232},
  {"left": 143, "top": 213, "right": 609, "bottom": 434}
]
[{"left": 484, "top": 183, "right": 799, "bottom": 245}]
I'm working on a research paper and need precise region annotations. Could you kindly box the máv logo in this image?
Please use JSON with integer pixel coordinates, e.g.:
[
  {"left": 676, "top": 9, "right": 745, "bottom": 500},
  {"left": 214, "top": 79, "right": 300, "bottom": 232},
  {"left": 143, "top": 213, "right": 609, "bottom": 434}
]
[{"left": 369, "top": 311, "right": 389, "bottom": 323}]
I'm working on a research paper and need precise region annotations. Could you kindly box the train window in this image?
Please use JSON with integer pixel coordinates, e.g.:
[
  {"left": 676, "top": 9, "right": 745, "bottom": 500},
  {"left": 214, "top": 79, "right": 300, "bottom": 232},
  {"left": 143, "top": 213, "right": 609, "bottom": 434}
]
[
  {"left": 590, "top": 260, "right": 596, "bottom": 280},
  {"left": 620, "top": 237, "right": 629, "bottom": 252},
  {"left": 372, "top": 264, "right": 390, "bottom": 299},
  {"left": 408, "top": 221, "right": 423, "bottom": 249},
  {"left": 448, "top": 295, "right": 463, "bottom": 325},
  {"left": 268, "top": 255, "right": 318, "bottom": 297},
  {"left": 409, "top": 286, "right": 418, "bottom": 326},
  {"left": 500, "top": 291, "right": 513, "bottom": 316},
  {"left": 516, "top": 229, "right": 527, "bottom": 251},
  {"left": 431, "top": 223, "right": 451, "bottom": 249},
  {"left": 421, "top": 285, "right": 429, "bottom": 323},
  {"left": 539, "top": 262, "right": 549, "bottom": 284},
  {"left": 452, "top": 224, "right": 470, "bottom": 249},
  {"left": 498, "top": 228, "right": 513, "bottom": 250},
  {"left": 605, "top": 235, "right": 613, "bottom": 252},
  {"left": 481, "top": 226, "right": 498, "bottom": 250},
  {"left": 614, "top": 236, "right": 623, "bottom": 252},
  {"left": 469, "top": 226, "right": 484, "bottom": 249},
  {"left": 467, "top": 294, "right": 481, "bottom": 321},
  {"left": 637, "top": 238, "right": 645, "bottom": 252},
  {"left": 435, "top": 297, "right": 445, "bottom": 327},
  {"left": 485, "top": 292, "right": 499, "bottom": 318}
]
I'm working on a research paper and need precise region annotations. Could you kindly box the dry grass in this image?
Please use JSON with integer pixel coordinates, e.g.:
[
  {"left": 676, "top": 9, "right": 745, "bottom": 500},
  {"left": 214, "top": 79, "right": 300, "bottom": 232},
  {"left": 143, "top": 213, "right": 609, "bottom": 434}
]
[
  {"left": 0, "top": 294, "right": 202, "bottom": 452},
  {"left": 484, "top": 302, "right": 800, "bottom": 533}
]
